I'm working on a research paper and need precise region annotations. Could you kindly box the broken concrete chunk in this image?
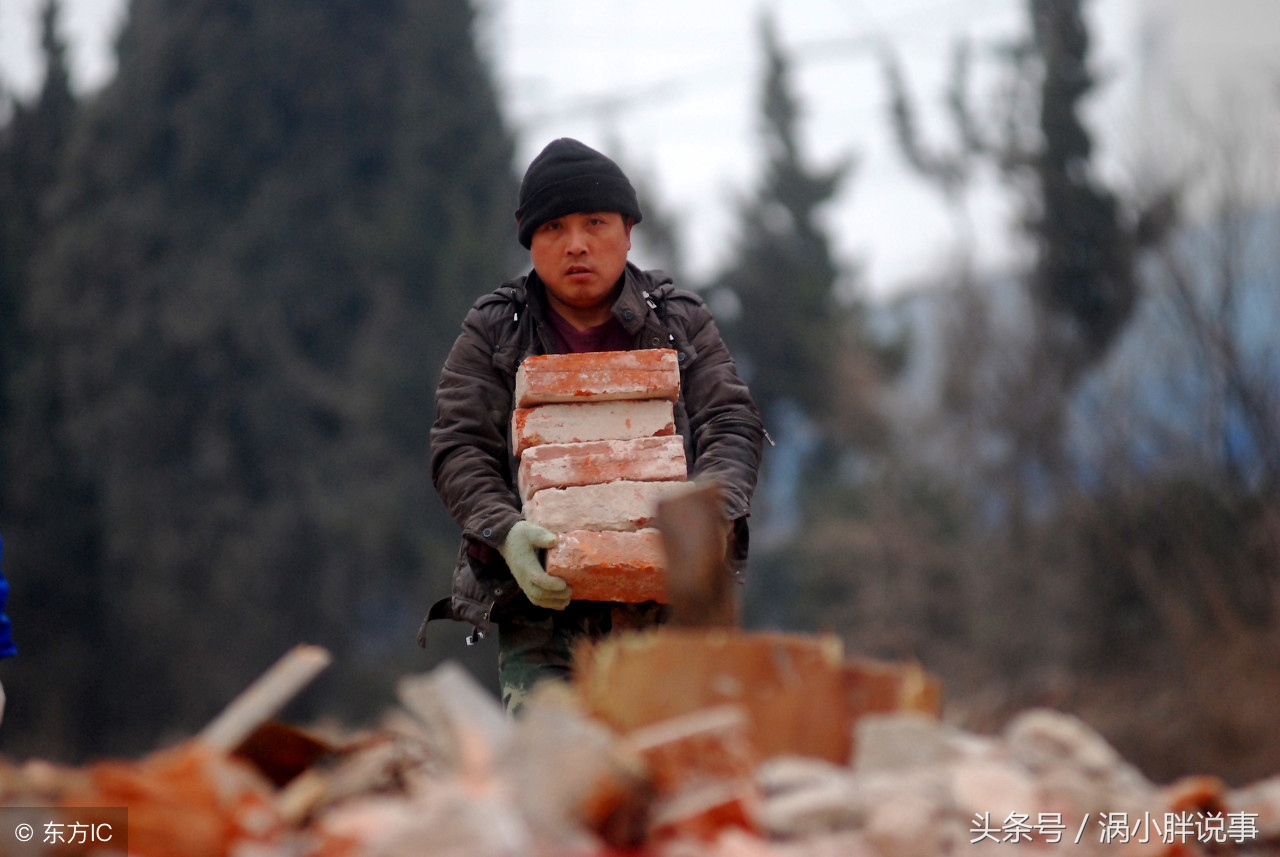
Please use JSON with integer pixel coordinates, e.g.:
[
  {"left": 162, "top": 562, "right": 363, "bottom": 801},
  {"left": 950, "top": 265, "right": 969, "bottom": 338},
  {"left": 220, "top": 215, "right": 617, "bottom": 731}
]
[
  {"left": 545, "top": 529, "right": 669, "bottom": 603},
  {"left": 756, "top": 757, "right": 862, "bottom": 837},
  {"left": 396, "top": 662, "right": 511, "bottom": 776},
  {"left": 517, "top": 436, "right": 688, "bottom": 501},
  {"left": 1004, "top": 707, "right": 1125, "bottom": 776},
  {"left": 864, "top": 791, "right": 953, "bottom": 857},
  {"left": 757, "top": 757, "right": 854, "bottom": 798},
  {"left": 512, "top": 399, "right": 676, "bottom": 456},
  {"left": 334, "top": 784, "right": 535, "bottom": 857},
  {"left": 1004, "top": 708, "right": 1153, "bottom": 799},
  {"left": 852, "top": 713, "right": 955, "bottom": 773},
  {"left": 514, "top": 349, "right": 680, "bottom": 408},
  {"left": 948, "top": 759, "right": 1040, "bottom": 824},
  {"left": 765, "top": 831, "right": 881, "bottom": 857},
  {"left": 501, "top": 699, "right": 637, "bottom": 853},
  {"left": 525, "top": 480, "right": 693, "bottom": 533},
  {"left": 1226, "top": 775, "right": 1280, "bottom": 840}
]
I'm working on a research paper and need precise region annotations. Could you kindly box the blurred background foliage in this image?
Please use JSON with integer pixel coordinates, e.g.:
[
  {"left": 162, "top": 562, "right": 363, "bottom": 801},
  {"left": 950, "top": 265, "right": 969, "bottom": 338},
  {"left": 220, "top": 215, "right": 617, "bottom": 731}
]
[{"left": 1, "top": 0, "right": 1278, "bottom": 785}]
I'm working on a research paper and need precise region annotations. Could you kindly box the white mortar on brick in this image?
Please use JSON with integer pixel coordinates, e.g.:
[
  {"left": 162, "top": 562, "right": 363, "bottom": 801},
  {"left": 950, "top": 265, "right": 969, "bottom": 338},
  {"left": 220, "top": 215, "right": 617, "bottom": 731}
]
[{"left": 525, "top": 480, "right": 693, "bottom": 532}]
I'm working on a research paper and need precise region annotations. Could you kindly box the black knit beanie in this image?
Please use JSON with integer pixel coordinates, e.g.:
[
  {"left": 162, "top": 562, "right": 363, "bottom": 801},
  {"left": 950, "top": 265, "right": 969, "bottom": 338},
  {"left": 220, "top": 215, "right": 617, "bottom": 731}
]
[{"left": 515, "top": 138, "right": 643, "bottom": 249}]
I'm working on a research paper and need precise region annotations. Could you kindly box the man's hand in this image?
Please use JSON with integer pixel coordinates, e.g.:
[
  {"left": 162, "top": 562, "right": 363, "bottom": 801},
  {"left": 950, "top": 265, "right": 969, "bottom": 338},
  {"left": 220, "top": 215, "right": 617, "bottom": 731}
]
[{"left": 498, "top": 521, "right": 571, "bottom": 610}]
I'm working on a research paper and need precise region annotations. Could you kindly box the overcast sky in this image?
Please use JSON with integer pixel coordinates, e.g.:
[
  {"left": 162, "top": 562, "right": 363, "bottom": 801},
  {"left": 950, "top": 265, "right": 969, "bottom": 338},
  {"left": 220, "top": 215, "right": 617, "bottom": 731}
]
[{"left": 1, "top": 0, "right": 1147, "bottom": 296}]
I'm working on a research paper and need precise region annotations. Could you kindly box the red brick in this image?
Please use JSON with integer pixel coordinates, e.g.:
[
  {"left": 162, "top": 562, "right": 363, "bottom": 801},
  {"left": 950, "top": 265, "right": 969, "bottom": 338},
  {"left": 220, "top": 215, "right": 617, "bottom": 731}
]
[
  {"left": 625, "top": 707, "right": 761, "bottom": 846},
  {"left": 575, "top": 632, "right": 944, "bottom": 766},
  {"left": 844, "top": 657, "right": 942, "bottom": 720},
  {"left": 524, "top": 480, "right": 692, "bottom": 533},
  {"left": 511, "top": 399, "right": 676, "bottom": 456},
  {"left": 545, "top": 529, "right": 668, "bottom": 603},
  {"left": 514, "top": 349, "right": 680, "bottom": 408},
  {"left": 619, "top": 705, "right": 757, "bottom": 793},
  {"left": 576, "top": 631, "right": 853, "bottom": 764},
  {"left": 648, "top": 781, "right": 759, "bottom": 842},
  {"left": 517, "top": 436, "right": 687, "bottom": 502}
]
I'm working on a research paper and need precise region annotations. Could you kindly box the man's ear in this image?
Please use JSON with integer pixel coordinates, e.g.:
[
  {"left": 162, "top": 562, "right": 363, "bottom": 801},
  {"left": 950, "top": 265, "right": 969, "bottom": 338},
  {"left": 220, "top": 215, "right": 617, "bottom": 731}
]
[{"left": 624, "top": 217, "right": 634, "bottom": 248}]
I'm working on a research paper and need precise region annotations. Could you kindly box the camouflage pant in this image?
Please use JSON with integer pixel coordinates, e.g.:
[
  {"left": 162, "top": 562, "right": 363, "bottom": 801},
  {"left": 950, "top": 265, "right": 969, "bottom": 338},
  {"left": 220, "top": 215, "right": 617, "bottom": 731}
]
[{"left": 497, "top": 602, "right": 666, "bottom": 714}]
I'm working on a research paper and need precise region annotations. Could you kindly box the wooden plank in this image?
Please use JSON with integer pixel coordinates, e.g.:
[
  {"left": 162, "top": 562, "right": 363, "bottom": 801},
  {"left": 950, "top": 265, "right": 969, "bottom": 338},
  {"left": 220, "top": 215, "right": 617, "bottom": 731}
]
[
  {"left": 655, "top": 482, "right": 736, "bottom": 628},
  {"left": 199, "top": 645, "right": 332, "bottom": 753}
]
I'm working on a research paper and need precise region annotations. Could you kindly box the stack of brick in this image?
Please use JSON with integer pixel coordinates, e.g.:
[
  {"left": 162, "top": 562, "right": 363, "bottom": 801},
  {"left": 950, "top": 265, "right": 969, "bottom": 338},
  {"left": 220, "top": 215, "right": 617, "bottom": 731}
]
[{"left": 513, "top": 349, "right": 693, "bottom": 604}]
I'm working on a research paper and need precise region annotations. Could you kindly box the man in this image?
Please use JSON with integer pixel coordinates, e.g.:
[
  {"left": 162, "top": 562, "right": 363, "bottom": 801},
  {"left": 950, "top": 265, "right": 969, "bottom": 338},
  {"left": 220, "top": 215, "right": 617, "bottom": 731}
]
[{"left": 423, "top": 138, "right": 764, "bottom": 712}]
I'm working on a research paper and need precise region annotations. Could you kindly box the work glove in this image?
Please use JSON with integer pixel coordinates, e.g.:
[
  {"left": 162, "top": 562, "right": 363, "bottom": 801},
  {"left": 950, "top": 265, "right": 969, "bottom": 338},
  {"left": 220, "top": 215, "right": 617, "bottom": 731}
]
[{"left": 498, "top": 521, "right": 571, "bottom": 610}]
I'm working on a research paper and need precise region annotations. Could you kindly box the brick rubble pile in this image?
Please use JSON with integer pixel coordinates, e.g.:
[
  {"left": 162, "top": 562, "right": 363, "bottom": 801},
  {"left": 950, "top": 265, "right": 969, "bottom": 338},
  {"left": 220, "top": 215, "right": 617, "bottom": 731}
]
[{"left": 3, "top": 634, "right": 1280, "bottom": 857}]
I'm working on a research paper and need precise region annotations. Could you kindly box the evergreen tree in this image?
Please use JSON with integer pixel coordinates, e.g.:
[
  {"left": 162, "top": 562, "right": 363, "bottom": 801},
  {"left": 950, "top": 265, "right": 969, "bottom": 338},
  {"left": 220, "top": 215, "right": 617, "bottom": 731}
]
[
  {"left": 0, "top": 0, "right": 104, "bottom": 757},
  {"left": 1, "top": 0, "right": 77, "bottom": 476},
  {"left": 880, "top": 0, "right": 1177, "bottom": 514},
  {"left": 5, "top": 0, "right": 515, "bottom": 759},
  {"left": 708, "top": 17, "right": 874, "bottom": 630},
  {"left": 711, "top": 16, "right": 851, "bottom": 424},
  {"left": 885, "top": 0, "right": 1154, "bottom": 374},
  {"left": 1027, "top": 0, "right": 1134, "bottom": 365}
]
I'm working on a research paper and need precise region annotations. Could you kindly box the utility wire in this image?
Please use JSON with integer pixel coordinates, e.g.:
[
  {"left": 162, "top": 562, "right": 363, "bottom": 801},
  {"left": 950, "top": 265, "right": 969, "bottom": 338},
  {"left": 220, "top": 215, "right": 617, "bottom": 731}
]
[{"left": 505, "top": 0, "right": 1020, "bottom": 130}]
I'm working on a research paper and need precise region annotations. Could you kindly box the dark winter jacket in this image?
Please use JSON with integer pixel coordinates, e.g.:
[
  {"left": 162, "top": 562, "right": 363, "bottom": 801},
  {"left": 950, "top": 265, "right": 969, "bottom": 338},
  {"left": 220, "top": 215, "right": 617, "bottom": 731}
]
[{"left": 423, "top": 262, "right": 764, "bottom": 641}]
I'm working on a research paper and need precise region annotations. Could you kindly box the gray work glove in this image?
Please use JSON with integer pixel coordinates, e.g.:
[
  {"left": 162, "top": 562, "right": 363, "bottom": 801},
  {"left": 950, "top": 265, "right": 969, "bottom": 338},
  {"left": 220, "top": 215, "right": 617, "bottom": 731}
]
[{"left": 498, "top": 521, "right": 571, "bottom": 610}]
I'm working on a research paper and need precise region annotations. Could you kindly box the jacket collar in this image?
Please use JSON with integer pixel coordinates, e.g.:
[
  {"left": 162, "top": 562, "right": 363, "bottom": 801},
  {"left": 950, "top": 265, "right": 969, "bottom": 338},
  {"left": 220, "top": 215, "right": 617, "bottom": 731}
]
[
  {"left": 521, "top": 262, "right": 670, "bottom": 339},
  {"left": 612, "top": 263, "right": 656, "bottom": 336}
]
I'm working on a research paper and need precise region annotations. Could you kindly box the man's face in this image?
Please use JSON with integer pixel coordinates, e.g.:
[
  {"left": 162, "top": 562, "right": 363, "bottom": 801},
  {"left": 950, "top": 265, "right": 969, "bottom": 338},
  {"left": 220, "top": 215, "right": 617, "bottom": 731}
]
[{"left": 530, "top": 211, "right": 632, "bottom": 318}]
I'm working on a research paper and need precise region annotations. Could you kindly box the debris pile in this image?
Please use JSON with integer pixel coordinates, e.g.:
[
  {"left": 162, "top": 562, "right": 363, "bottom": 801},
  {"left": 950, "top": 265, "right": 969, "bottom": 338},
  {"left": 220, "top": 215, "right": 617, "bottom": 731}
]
[{"left": 4, "top": 636, "right": 1280, "bottom": 857}]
